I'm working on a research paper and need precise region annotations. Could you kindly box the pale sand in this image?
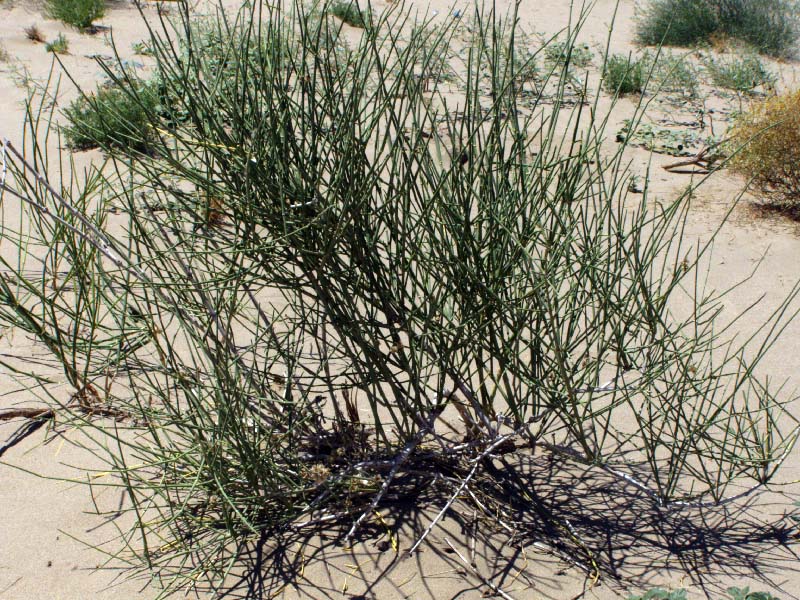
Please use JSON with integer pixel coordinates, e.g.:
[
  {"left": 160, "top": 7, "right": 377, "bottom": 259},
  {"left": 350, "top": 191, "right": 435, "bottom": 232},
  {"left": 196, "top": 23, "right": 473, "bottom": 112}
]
[{"left": 1, "top": 1, "right": 800, "bottom": 598}]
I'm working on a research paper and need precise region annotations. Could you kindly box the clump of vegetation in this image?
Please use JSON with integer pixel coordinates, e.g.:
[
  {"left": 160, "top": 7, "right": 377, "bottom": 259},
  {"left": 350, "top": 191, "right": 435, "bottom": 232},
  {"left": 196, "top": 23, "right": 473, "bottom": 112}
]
[
  {"left": 544, "top": 39, "right": 593, "bottom": 67},
  {"left": 635, "top": 0, "right": 800, "bottom": 58},
  {"left": 720, "top": 0, "right": 800, "bottom": 58},
  {"left": 45, "top": 33, "right": 69, "bottom": 54},
  {"left": 629, "top": 589, "right": 689, "bottom": 600},
  {"left": 652, "top": 50, "right": 699, "bottom": 97},
  {"left": 704, "top": 52, "right": 776, "bottom": 93},
  {"left": 629, "top": 587, "right": 781, "bottom": 600},
  {"left": 603, "top": 51, "right": 699, "bottom": 98},
  {"left": 328, "top": 0, "right": 369, "bottom": 28},
  {"left": 0, "top": 41, "right": 9, "bottom": 63},
  {"left": 728, "top": 89, "right": 800, "bottom": 204},
  {"left": 635, "top": 0, "right": 719, "bottom": 47},
  {"left": 603, "top": 53, "right": 648, "bottom": 95},
  {"left": 726, "top": 588, "right": 780, "bottom": 600},
  {"left": 45, "top": 0, "right": 105, "bottom": 30},
  {"left": 24, "top": 24, "right": 45, "bottom": 43},
  {"left": 63, "top": 80, "right": 161, "bottom": 152},
  {"left": 617, "top": 119, "right": 709, "bottom": 156},
  {"left": 131, "top": 40, "right": 153, "bottom": 56},
  {"left": 400, "top": 23, "right": 460, "bottom": 91},
  {"left": 1, "top": 1, "right": 798, "bottom": 597}
]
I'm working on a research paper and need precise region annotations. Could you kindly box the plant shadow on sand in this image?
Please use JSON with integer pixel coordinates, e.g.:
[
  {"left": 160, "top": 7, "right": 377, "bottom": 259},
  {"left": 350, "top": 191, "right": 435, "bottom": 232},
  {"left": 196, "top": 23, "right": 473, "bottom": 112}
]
[{"left": 144, "top": 450, "right": 800, "bottom": 600}]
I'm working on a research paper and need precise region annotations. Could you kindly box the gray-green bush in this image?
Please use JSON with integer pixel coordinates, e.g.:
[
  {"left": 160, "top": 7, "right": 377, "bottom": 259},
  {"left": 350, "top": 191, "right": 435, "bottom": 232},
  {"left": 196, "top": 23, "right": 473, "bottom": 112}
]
[
  {"left": 704, "top": 52, "right": 776, "bottom": 92},
  {"left": 328, "top": 0, "right": 368, "bottom": 27},
  {"left": 635, "top": 0, "right": 719, "bottom": 47},
  {"left": 603, "top": 53, "right": 647, "bottom": 95},
  {"left": 635, "top": 0, "right": 800, "bottom": 58},
  {"left": 62, "top": 79, "right": 162, "bottom": 152},
  {"left": 1, "top": 0, "right": 798, "bottom": 596},
  {"left": 45, "top": 0, "right": 105, "bottom": 30}
]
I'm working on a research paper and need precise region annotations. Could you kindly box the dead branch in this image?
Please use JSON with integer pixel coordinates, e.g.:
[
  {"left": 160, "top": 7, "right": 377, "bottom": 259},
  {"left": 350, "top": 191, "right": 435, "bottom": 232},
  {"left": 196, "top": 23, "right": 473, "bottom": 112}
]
[
  {"left": 662, "top": 139, "right": 727, "bottom": 174},
  {"left": 0, "top": 407, "right": 54, "bottom": 421},
  {"left": 443, "top": 537, "right": 519, "bottom": 600}
]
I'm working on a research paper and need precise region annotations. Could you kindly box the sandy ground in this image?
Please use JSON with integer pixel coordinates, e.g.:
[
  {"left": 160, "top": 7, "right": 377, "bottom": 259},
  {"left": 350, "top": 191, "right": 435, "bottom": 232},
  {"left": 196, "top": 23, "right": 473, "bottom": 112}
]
[{"left": 2, "top": 0, "right": 800, "bottom": 598}]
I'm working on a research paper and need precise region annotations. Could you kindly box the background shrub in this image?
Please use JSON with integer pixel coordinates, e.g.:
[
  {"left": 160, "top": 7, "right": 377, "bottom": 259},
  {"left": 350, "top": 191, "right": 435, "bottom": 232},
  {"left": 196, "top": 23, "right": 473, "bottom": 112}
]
[
  {"left": 544, "top": 39, "right": 593, "bottom": 67},
  {"left": 45, "top": 0, "right": 105, "bottom": 30},
  {"left": 635, "top": 0, "right": 719, "bottom": 47},
  {"left": 653, "top": 50, "right": 699, "bottom": 97},
  {"left": 63, "top": 80, "right": 161, "bottom": 152},
  {"left": 728, "top": 89, "right": 800, "bottom": 204},
  {"left": 328, "top": 0, "right": 368, "bottom": 28},
  {"left": 719, "top": 0, "right": 800, "bottom": 57},
  {"left": 603, "top": 53, "right": 647, "bottom": 95},
  {"left": 635, "top": 0, "right": 800, "bottom": 57},
  {"left": 704, "top": 52, "right": 776, "bottom": 93},
  {"left": 602, "top": 51, "right": 699, "bottom": 98}
]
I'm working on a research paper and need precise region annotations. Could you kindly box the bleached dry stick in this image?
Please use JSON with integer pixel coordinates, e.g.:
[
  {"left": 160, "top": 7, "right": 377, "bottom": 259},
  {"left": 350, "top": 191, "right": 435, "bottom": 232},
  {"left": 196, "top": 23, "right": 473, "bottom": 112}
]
[
  {"left": 344, "top": 405, "right": 443, "bottom": 544},
  {"left": 409, "top": 428, "right": 521, "bottom": 554},
  {"left": 443, "top": 537, "right": 518, "bottom": 600}
]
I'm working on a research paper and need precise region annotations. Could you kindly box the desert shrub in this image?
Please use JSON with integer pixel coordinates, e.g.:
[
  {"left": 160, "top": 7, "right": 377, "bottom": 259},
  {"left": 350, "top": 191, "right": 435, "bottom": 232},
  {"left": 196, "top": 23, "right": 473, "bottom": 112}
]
[
  {"left": 0, "top": 41, "right": 9, "bottom": 62},
  {"left": 635, "top": 0, "right": 800, "bottom": 57},
  {"left": 719, "top": 0, "right": 800, "bottom": 57},
  {"left": 704, "top": 52, "right": 776, "bottom": 93},
  {"left": 603, "top": 53, "right": 647, "bottom": 95},
  {"left": 653, "top": 50, "right": 699, "bottom": 97},
  {"left": 1, "top": 1, "right": 797, "bottom": 596},
  {"left": 727, "top": 89, "right": 800, "bottom": 203},
  {"left": 544, "top": 39, "right": 593, "bottom": 67},
  {"left": 328, "top": 0, "right": 368, "bottom": 28},
  {"left": 635, "top": 0, "right": 719, "bottom": 47},
  {"left": 45, "top": 33, "right": 68, "bottom": 54},
  {"left": 63, "top": 80, "right": 161, "bottom": 152},
  {"left": 603, "top": 51, "right": 699, "bottom": 98},
  {"left": 45, "top": 0, "right": 105, "bottom": 30}
]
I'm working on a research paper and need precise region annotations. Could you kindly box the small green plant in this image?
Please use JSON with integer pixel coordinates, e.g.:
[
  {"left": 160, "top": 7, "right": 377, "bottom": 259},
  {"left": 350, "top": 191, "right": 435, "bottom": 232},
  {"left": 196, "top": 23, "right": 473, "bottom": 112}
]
[
  {"left": 727, "top": 587, "right": 781, "bottom": 600},
  {"left": 617, "top": 119, "right": 708, "bottom": 156},
  {"left": 131, "top": 40, "right": 153, "bottom": 56},
  {"left": 635, "top": 0, "right": 800, "bottom": 58},
  {"left": 628, "top": 589, "right": 688, "bottom": 600},
  {"left": 499, "top": 32, "right": 540, "bottom": 89},
  {"left": 653, "top": 50, "right": 699, "bottom": 98},
  {"left": 544, "top": 39, "right": 593, "bottom": 67},
  {"left": 24, "top": 24, "right": 45, "bottom": 43},
  {"left": 45, "top": 0, "right": 105, "bottom": 30},
  {"left": 45, "top": 33, "right": 69, "bottom": 54},
  {"left": 704, "top": 53, "right": 776, "bottom": 93},
  {"left": 328, "top": 0, "right": 368, "bottom": 28},
  {"left": 628, "top": 588, "right": 781, "bottom": 600},
  {"left": 0, "top": 41, "right": 9, "bottom": 63},
  {"left": 603, "top": 53, "right": 647, "bottom": 95},
  {"left": 63, "top": 80, "right": 161, "bottom": 152}
]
